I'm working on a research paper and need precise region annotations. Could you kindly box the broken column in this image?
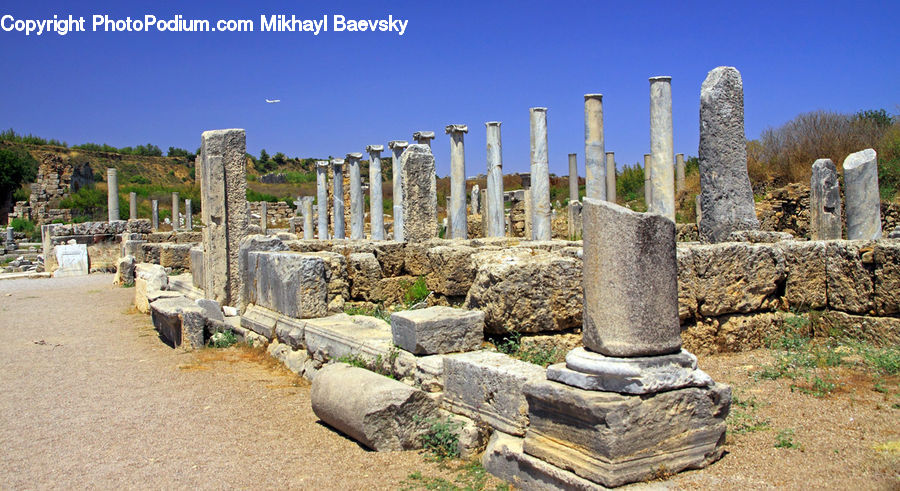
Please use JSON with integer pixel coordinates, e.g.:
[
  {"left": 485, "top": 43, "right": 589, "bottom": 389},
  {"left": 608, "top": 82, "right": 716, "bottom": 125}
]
[
  {"left": 485, "top": 122, "right": 505, "bottom": 238},
  {"left": 413, "top": 131, "right": 435, "bottom": 149},
  {"left": 698, "top": 66, "right": 759, "bottom": 242},
  {"left": 529, "top": 107, "right": 551, "bottom": 241},
  {"left": 843, "top": 148, "right": 882, "bottom": 240},
  {"left": 389, "top": 141, "right": 408, "bottom": 241},
  {"left": 643, "top": 153, "right": 652, "bottom": 205},
  {"left": 605, "top": 152, "right": 616, "bottom": 202},
  {"left": 366, "top": 145, "right": 385, "bottom": 240},
  {"left": 471, "top": 184, "right": 481, "bottom": 214},
  {"left": 200, "top": 128, "right": 249, "bottom": 307},
  {"left": 107, "top": 168, "right": 119, "bottom": 222},
  {"left": 316, "top": 160, "right": 330, "bottom": 239},
  {"left": 347, "top": 153, "right": 364, "bottom": 240},
  {"left": 584, "top": 94, "right": 606, "bottom": 200},
  {"left": 446, "top": 124, "right": 468, "bottom": 239},
  {"left": 568, "top": 153, "right": 578, "bottom": 202},
  {"left": 676, "top": 153, "right": 686, "bottom": 193},
  {"left": 259, "top": 201, "right": 267, "bottom": 233},
  {"left": 151, "top": 200, "right": 159, "bottom": 231},
  {"left": 809, "top": 158, "right": 842, "bottom": 240},
  {"left": 399, "top": 144, "right": 438, "bottom": 242},
  {"left": 302, "top": 197, "right": 315, "bottom": 240},
  {"left": 185, "top": 199, "right": 193, "bottom": 230},
  {"left": 171, "top": 192, "right": 180, "bottom": 230},
  {"left": 649, "top": 76, "right": 675, "bottom": 221},
  {"left": 129, "top": 192, "right": 137, "bottom": 220},
  {"left": 332, "top": 159, "right": 346, "bottom": 239}
]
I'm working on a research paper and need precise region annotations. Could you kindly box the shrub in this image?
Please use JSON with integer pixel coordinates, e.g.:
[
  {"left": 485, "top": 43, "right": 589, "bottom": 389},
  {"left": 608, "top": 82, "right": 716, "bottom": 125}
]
[
  {"left": 419, "top": 417, "right": 462, "bottom": 460},
  {"left": 403, "top": 276, "right": 430, "bottom": 306},
  {"left": 59, "top": 187, "right": 106, "bottom": 219},
  {"left": 9, "top": 217, "right": 35, "bottom": 233},
  {"left": 0, "top": 147, "right": 38, "bottom": 202}
]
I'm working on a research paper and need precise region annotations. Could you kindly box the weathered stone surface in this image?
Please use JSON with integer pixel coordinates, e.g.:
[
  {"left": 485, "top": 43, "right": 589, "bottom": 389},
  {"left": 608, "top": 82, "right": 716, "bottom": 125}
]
[
  {"left": 245, "top": 250, "right": 328, "bottom": 319},
  {"left": 483, "top": 432, "right": 603, "bottom": 491},
  {"left": 523, "top": 380, "right": 730, "bottom": 488},
  {"left": 348, "top": 252, "right": 382, "bottom": 301},
  {"left": 725, "top": 230, "right": 794, "bottom": 243},
  {"left": 809, "top": 158, "right": 842, "bottom": 240},
  {"left": 391, "top": 306, "right": 484, "bottom": 355},
  {"left": 464, "top": 249, "right": 582, "bottom": 334},
  {"left": 400, "top": 144, "right": 438, "bottom": 242},
  {"left": 195, "top": 298, "right": 224, "bottom": 324},
  {"left": 825, "top": 241, "right": 875, "bottom": 314},
  {"left": 681, "top": 311, "right": 786, "bottom": 355},
  {"left": 529, "top": 108, "right": 551, "bottom": 241},
  {"left": 241, "top": 304, "right": 279, "bottom": 340},
  {"left": 780, "top": 241, "right": 827, "bottom": 309},
  {"left": 373, "top": 241, "right": 405, "bottom": 276},
  {"left": 698, "top": 66, "right": 759, "bottom": 243},
  {"left": 53, "top": 244, "right": 88, "bottom": 277},
  {"left": 159, "top": 243, "right": 192, "bottom": 270},
  {"left": 649, "top": 76, "right": 675, "bottom": 220},
  {"left": 189, "top": 246, "right": 204, "bottom": 289},
  {"left": 238, "top": 235, "right": 289, "bottom": 310},
  {"left": 150, "top": 295, "right": 207, "bottom": 349},
  {"left": 425, "top": 245, "right": 477, "bottom": 296},
  {"left": 582, "top": 198, "right": 680, "bottom": 356},
  {"left": 843, "top": 149, "right": 882, "bottom": 240},
  {"left": 812, "top": 310, "right": 900, "bottom": 346},
  {"left": 305, "top": 251, "right": 349, "bottom": 307},
  {"left": 442, "top": 351, "right": 546, "bottom": 436},
  {"left": 113, "top": 255, "right": 135, "bottom": 285},
  {"left": 134, "top": 263, "right": 168, "bottom": 313},
  {"left": 311, "top": 363, "right": 440, "bottom": 451},
  {"left": 874, "top": 242, "right": 900, "bottom": 315},
  {"left": 274, "top": 315, "right": 306, "bottom": 350}
]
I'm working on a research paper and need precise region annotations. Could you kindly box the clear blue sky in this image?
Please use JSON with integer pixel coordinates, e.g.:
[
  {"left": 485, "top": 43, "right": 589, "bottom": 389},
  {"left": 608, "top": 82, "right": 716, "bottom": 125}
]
[{"left": 2, "top": 0, "right": 898, "bottom": 176}]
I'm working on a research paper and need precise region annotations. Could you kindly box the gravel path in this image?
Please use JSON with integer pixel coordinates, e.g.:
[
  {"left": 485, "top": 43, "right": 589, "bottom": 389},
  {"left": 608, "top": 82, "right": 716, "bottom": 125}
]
[{"left": 0, "top": 275, "right": 455, "bottom": 489}]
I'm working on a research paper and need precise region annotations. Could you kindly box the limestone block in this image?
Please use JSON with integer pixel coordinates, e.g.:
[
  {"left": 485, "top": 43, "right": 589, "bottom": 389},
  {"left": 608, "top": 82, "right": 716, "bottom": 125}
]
[
  {"left": 874, "top": 242, "right": 900, "bottom": 315},
  {"left": 189, "top": 247, "right": 204, "bottom": 289},
  {"left": 378, "top": 275, "right": 416, "bottom": 306},
  {"left": 809, "top": 158, "right": 842, "bottom": 240},
  {"left": 464, "top": 249, "right": 582, "bottom": 334},
  {"left": 681, "top": 312, "right": 786, "bottom": 355},
  {"left": 391, "top": 306, "right": 484, "bottom": 355},
  {"left": 123, "top": 239, "right": 146, "bottom": 262},
  {"left": 843, "top": 149, "right": 882, "bottom": 240},
  {"left": 241, "top": 304, "right": 279, "bottom": 340},
  {"left": 113, "top": 255, "right": 135, "bottom": 285},
  {"left": 134, "top": 263, "right": 169, "bottom": 313},
  {"left": 825, "top": 241, "right": 875, "bottom": 314},
  {"left": 373, "top": 241, "right": 406, "bottom": 276},
  {"left": 305, "top": 251, "right": 349, "bottom": 302},
  {"left": 246, "top": 250, "right": 328, "bottom": 318},
  {"left": 159, "top": 243, "right": 192, "bottom": 270},
  {"left": 400, "top": 144, "right": 438, "bottom": 242},
  {"left": 482, "top": 432, "right": 602, "bottom": 491},
  {"left": 522, "top": 380, "right": 731, "bottom": 488},
  {"left": 195, "top": 298, "right": 224, "bottom": 324},
  {"left": 53, "top": 244, "right": 88, "bottom": 277},
  {"left": 780, "top": 240, "right": 827, "bottom": 310},
  {"left": 238, "top": 235, "right": 288, "bottom": 310},
  {"left": 442, "top": 351, "right": 547, "bottom": 435},
  {"left": 813, "top": 310, "right": 900, "bottom": 346},
  {"left": 311, "top": 363, "right": 440, "bottom": 451},
  {"left": 348, "top": 252, "right": 382, "bottom": 301},
  {"left": 425, "top": 245, "right": 477, "bottom": 296},
  {"left": 274, "top": 315, "right": 306, "bottom": 350},
  {"left": 150, "top": 295, "right": 208, "bottom": 349}
]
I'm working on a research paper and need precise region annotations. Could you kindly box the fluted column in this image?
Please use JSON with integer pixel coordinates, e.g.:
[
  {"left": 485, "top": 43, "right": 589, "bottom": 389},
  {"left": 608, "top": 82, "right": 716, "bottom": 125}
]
[
  {"left": 606, "top": 152, "right": 616, "bottom": 202},
  {"left": 106, "top": 168, "right": 119, "bottom": 222},
  {"left": 171, "top": 192, "right": 180, "bottom": 230},
  {"left": 347, "top": 153, "right": 364, "bottom": 239},
  {"left": 568, "top": 153, "right": 579, "bottom": 202},
  {"left": 129, "top": 192, "right": 137, "bottom": 220},
  {"left": 332, "top": 159, "right": 345, "bottom": 239}
]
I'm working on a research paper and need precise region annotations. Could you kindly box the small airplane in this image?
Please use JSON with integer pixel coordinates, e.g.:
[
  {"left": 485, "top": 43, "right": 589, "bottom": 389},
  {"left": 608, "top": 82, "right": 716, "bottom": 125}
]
[{"left": 265, "top": 99, "right": 281, "bottom": 104}]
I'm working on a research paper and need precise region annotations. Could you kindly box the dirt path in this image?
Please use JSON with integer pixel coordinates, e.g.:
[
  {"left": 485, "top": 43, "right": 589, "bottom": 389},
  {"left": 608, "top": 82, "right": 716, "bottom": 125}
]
[{"left": 0, "top": 275, "right": 457, "bottom": 489}]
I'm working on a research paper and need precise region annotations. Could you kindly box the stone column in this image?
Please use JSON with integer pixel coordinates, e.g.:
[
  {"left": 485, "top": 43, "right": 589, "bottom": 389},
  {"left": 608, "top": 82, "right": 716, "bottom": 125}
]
[
  {"left": 6, "top": 227, "right": 14, "bottom": 250},
  {"left": 106, "top": 168, "right": 119, "bottom": 222},
  {"left": 302, "top": 197, "right": 315, "bottom": 240},
  {"left": 471, "top": 184, "right": 480, "bottom": 214},
  {"left": 346, "top": 153, "right": 364, "bottom": 240},
  {"left": 485, "top": 122, "right": 505, "bottom": 238},
  {"left": 606, "top": 152, "right": 616, "bottom": 202},
  {"left": 698, "top": 66, "right": 759, "bottom": 242},
  {"left": 129, "top": 192, "right": 137, "bottom": 220},
  {"left": 332, "top": 159, "right": 346, "bottom": 239},
  {"left": 529, "top": 108, "right": 551, "bottom": 241},
  {"left": 399, "top": 144, "right": 437, "bottom": 242},
  {"left": 843, "top": 149, "right": 882, "bottom": 240},
  {"left": 151, "top": 200, "right": 159, "bottom": 231},
  {"left": 413, "top": 131, "right": 435, "bottom": 149},
  {"left": 809, "top": 159, "right": 842, "bottom": 240},
  {"left": 316, "top": 160, "right": 330, "bottom": 239},
  {"left": 584, "top": 94, "right": 606, "bottom": 201},
  {"left": 185, "top": 199, "right": 193, "bottom": 230},
  {"left": 649, "top": 76, "right": 675, "bottom": 221},
  {"left": 676, "top": 153, "right": 686, "bottom": 194},
  {"left": 366, "top": 145, "right": 385, "bottom": 240},
  {"left": 200, "top": 128, "right": 249, "bottom": 307},
  {"left": 568, "top": 153, "right": 579, "bottom": 203},
  {"left": 259, "top": 201, "right": 267, "bottom": 233},
  {"left": 445, "top": 124, "right": 468, "bottom": 240},
  {"left": 643, "top": 154, "right": 652, "bottom": 205},
  {"left": 171, "top": 192, "right": 180, "bottom": 230},
  {"left": 389, "top": 141, "right": 408, "bottom": 242}
]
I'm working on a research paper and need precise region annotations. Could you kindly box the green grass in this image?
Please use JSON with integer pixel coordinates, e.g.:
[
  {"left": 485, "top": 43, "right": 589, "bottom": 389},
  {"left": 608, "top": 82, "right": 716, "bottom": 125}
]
[
  {"left": 727, "top": 393, "right": 771, "bottom": 435},
  {"left": 774, "top": 428, "right": 800, "bottom": 449},
  {"left": 400, "top": 461, "right": 509, "bottom": 491},
  {"left": 209, "top": 329, "right": 237, "bottom": 348},
  {"left": 344, "top": 303, "right": 391, "bottom": 323},
  {"left": 493, "top": 331, "right": 564, "bottom": 367},
  {"left": 336, "top": 348, "right": 401, "bottom": 380},
  {"left": 403, "top": 276, "right": 431, "bottom": 306}
]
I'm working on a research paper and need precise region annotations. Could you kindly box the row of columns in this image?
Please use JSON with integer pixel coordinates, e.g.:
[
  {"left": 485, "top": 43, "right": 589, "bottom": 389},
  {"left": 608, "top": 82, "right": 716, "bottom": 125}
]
[{"left": 106, "top": 167, "right": 194, "bottom": 231}]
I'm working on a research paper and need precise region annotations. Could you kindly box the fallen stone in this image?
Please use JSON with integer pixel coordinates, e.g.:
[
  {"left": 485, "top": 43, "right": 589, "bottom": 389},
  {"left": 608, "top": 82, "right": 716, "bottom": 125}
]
[
  {"left": 809, "top": 158, "right": 842, "bottom": 240},
  {"left": 150, "top": 295, "right": 208, "bottom": 349},
  {"left": 195, "top": 298, "right": 225, "bottom": 323},
  {"left": 245, "top": 250, "right": 328, "bottom": 319},
  {"left": 482, "top": 432, "right": 602, "bottom": 491},
  {"left": 113, "top": 255, "right": 136, "bottom": 285},
  {"left": 53, "top": 244, "right": 89, "bottom": 278},
  {"left": 391, "top": 306, "right": 484, "bottom": 355},
  {"left": 134, "top": 263, "right": 169, "bottom": 313}
]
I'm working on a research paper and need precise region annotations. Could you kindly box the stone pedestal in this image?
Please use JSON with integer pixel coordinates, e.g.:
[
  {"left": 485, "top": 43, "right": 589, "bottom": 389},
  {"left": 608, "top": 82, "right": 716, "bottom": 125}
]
[
  {"left": 446, "top": 124, "right": 468, "bottom": 239},
  {"left": 388, "top": 141, "right": 408, "bottom": 241},
  {"left": 584, "top": 94, "right": 606, "bottom": 201},
  {"left": 332, "top": 159, "right": 346, "bottom": 239},
  {"left": 366, "top": 145, "right": 385, "bottom": 240},
  {"left": 316, "top": 161, "right": 330, "bottom": 239},
  {"left": 843, "top": 148, "right": 882, "bottom": 240},
  {"left": 810, "top": 158, "right": 842, "bottom": 240},
  {"left": 107, "top": 168, "right": 119, "bottom": 222},
  {"left": 129, "top": 192, "right": 137, "bottom": 220},
  {"left": 649, "top": 76, "right": 675, "bottom": 221},
  {"left": 400, "top": 144, "right": 437, "bottom": 242},
  {"left": 347, "top": 153, "right": 364, "bottom": 240},
  {"left": 605, "top": 152, "right": 616, "bottom": 202},
  {"left": 529, "top": 108, "right": 551, "bottom": 241},
  {"left": 485, "top": 122, "right": 505, "bottom": 238}
]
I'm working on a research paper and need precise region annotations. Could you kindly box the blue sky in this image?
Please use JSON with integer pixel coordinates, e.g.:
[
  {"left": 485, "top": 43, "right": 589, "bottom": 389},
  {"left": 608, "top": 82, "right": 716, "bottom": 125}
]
[{"left": 1, "top": 0, "right": 898, "bottom": 176}]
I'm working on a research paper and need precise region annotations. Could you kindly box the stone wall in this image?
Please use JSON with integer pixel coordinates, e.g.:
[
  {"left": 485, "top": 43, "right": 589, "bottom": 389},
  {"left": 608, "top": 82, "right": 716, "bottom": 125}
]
[
  {"left": 248, "top": 201, "right": 293, "bottom": 227},
  {"left": 43, "top": 219, "right": 152, "bottom": 273},
  {"left": 24, "top": 152, "right": 93, "bottom": 225}
]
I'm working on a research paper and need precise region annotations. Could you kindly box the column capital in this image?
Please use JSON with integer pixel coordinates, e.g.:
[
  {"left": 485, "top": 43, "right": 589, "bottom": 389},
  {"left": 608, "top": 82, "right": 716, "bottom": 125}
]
[
  {"left": 529, "top": 107, "right": 548, "bottom": 113},
  {"left": 485, "top": 121, "right": 502, "bottom": 127},
  {"left": 413, "top": 131, "right": 435, "bottom": 143},
  {"left": 584, "top": 93, "right": 603, "bottom": 100},
  {"left": 365, "top": 144, "right": 384, "bottom": 153},
  {"left": 649, "top": 76, "right": 672, "bottom": 82},
  {"left": 331, "top": 158, "right": 345, "bottom": 167},
  {"left": 388, "top": 140, "right": 408, "bottom": 150},
  {"left": 316, "top": 160, "right": 330, "bottom": 168},
  {"left": 345, "top": 152, "right": 363, "bottom": 160},
  {"left": 444, "top": 124, "right": 468, "bottom": 134}
]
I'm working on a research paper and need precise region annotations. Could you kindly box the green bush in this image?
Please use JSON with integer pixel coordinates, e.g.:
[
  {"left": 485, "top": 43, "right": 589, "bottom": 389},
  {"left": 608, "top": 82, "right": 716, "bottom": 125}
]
[
  {"left": 616, "top": 162, "right": 645, "bottom": 202},
  {"left": 246, "top": 189, "right": 279, "bottom": 202},
  {"left": 419, "top": 417, "right": 462, "bottom": 460},
  {"left": 10, "top": 217, "right": 35, "bottom": 233},
  {"left": 403, "top": 276, "right": 430, "bottom": 306},
  {"left": 59, "top": 187, "right": 106, "bottom": 219},
  {"left": 0, "top": 147, "right": 38, "bottom": 202}
]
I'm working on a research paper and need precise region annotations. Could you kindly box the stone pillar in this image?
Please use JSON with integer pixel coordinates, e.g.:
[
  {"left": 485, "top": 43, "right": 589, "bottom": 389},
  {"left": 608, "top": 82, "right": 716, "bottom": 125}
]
[
  {"left": 366, "top": 145, "right": 385, "bottom": 240},
  {"left": 584, "top": 94, "right": 606, "bottom": 201},
  {"left": 129, "top": 192, "right": 137, "bottom": 220},
  {"left": 446, "top": 124, "right": 468, "bottom": 239},
  {"left": 151, "top": 200, "right": 159, "bottom": 231},
  {"left": 200, "top": 128, "right": 249, "bottom": 307},
  {"left": 485, "top": 122, "right": 505, "bottom": 237},
  {"left": 171, "top": 192, "right": 180, "bottom": 231},
  {"left": 5, "top": 227, "right": 14, "bottom": 250},
  {"left": 185, "top": 199, "right": 193, "bottom": 230},
  {"left": 698, "top": 66, "right": 759, "bottom": 243},
  {"left": 389, "top": 141, "right": 408, "bottom": 242},
  {"left": 568, "top": 153, "right": 579, "bottom": 203},
  {"left": 529, "top": 108, "right": 551, "bottom": 241},
  {"left": 399, "top": 144, "right": 437, "bottom": 242},
  {"left": 809, "top": 159, "right": 842, "bottom": 240},
  {"left": 676, "top": 153, "right": 686, "bottom": 194},
  {"left": 316, "top": 161, "right": 330, "bottom": 239},
  {"left": 332, "top": 159, "right": 346, "bottom": 239},
  {"left": 302, "top": 197, "right": 315, "bottom": 240},
  {"left": 843, "top": 149, "right": 882, "bottom": 240},
  {"left": 649, "top": 76, "right": 675, "bottom": 220},
  {"left": 346, "top": 153, "right": 364, "bottom": 240},
  {"left": 445, "top": 196, "right": 452, "bottom": 234},
  {"left": 259, "top": 201, "right": 267, "bottom": 233},
  {"left": 413, "top": 131, "right": 435, "bottom": 149},
  {"left": 106, "top": 168, "right": 119, "bottom": 222},
  {"left": 471, "top": 184, "right": 480, "bottom": 214},
  {"left": 605, "top": 152, "right": 616, "bottom": 202},
  {"left": 480, "top": 188, "right": 486, "bottom": 215},
  {"left": 567, "top": 201, "right": 583, "bottom": 240},
  {"left": 643, "top": 154, "right": 652, "bottom": 205}
]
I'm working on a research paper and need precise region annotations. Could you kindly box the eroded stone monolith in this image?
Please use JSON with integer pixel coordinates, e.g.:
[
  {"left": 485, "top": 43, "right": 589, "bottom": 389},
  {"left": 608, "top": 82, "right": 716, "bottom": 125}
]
[
  {"left": 332, "top": 159, "right": 346, "bottom": 239},
  {"left": 446, "top": 124, "right": 468, "bottom": 239},
  {"left": 389, "top": 141, "right": 408, "bottom": 242},
  {"left": 316, "top": 160, "right": 329, "bottom": 239},
  {"left": 584, "top": 94, "right": 606, "bottom": 200},
  {"left": 302, "top": 197, "right": 314, "bottom": 240},
  {"left": 107, "top": 168, "right": 119, "bottom": 222},
  {"left": 568, "top": 153, "right": 578, "bottom": 203},
  {"left": 185, "top": 199, "right": 193, "bottom": 230},
  {"left": 151, "top": 200, "right": 159, "bottom": 231},
  {"left": 676, "top": 153, "right": 686, "bottom": 193},
  {"left": 529, "top": 108, "right": 551, "bottom": 241},
  {"left": 649, "top": 76, "right": 675, "bottom": 220},
  {"left": 400, "top": 144, "right": 437, "bottom": 242},
  {"left": 810, "top": 158, "right": 842, "bottom": 240},
  {"left": 485, "top": 122, "right": 505, "bottom": 237},
  {"left": 698, "top": 66, "right": 759, "bottom": 242},
  {"left": 366, "top": 145, "right": 385, "bottom": 240},
  {"left": 129, "top": 192, "right": 137, "bottom": 220},
  {"left": 843, "top": 148, "right": 882, "bottom": 240},
  {"left": 605, "top": 152, "right": 616, "bottom": 202}
]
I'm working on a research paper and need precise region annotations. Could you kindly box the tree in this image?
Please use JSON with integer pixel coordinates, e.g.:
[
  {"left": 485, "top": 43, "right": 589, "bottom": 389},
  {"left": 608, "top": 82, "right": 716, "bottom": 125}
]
[
  {"left": 259, "top": 149, "right": 270, "bottom": 163},
  {"left": 273, "top": 152, "right": 286, "bottom": 165},
  {"left": 0, "top": 147, "right": 38, "bottom": 202}
]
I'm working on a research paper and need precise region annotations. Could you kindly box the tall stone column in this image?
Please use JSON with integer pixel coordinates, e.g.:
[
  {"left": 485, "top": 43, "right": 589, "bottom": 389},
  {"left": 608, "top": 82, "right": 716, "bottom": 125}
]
[
  {"left": 200, "top": 128, "right": 249, "bottom": 307},
  {"left": 129, "top": 192, "right": 137, "bottom": 220},
  {"left": 584, "top": 94, "right": 606, "bottom": 201},
  {"left": 106, "top": 168, "right": 119, "bottom": 222},
  {"left": 399, "top": 144, "right": 438, "bottom": 242},
  {"left": 698, "top": 66, "right": 759, "bottom": 242},
  {"left": 643, "top": 154, "right": 652, "bottom": 205},
  {"left": 171, "top": 192, "right": 180, "bottom": 230},
  {"left": 366, "top": 145, "right": 385, "bottom": 240},
  {"left": 259, "top": 201, "right": 267, "bottom": 233},
  {"left": 302, "top": 197, "right": 315, "bottom": 240},
  {"left": 843, "top": 149, "right": 882, "bottom": 240},
  {"left": 413, "top": 131, "right": 435, "bottom": 149},
  {"left": 485, "top": 122, "right": 505, "bottom": 237},
  {"left": 445, "top": 124, "right": 468, "bottom": 240},
  {"left": 568, "top": 153, "right": 579, "bottom": 203},
  {"left": 151, "top": 200, "right": 159, "bottom": 231},
  {"left": 649, "top": 76, "right": 675, "bottom": 221},
  {"left": 471, "top": 184, "right": 480, "bottom": 214},
  {"left": 332, "top": 159, "right": 346, "bottom": 239},
  {"left": 346, "top": 153, "right": 364, "bottom": 240},
  {"left": 316, "top": 160, "right": 330, "bottom": 239},
  {"left": 185, "top": 199, "right": 193, "bottom": 230},
  {"left": 389, "top": 141, "right": 408, "bottom": 242},
  {"left": 675, "top": 153, "right": 686, "bottom": 193},
  {"left": 529, "top": 108, "right": 551, "bottom": 241},
  {"left": 605, "top": 152, "right": 616, "bottom": 202},
  {"left": 810, "top": 158, "right": 842, "bottom": 240}
]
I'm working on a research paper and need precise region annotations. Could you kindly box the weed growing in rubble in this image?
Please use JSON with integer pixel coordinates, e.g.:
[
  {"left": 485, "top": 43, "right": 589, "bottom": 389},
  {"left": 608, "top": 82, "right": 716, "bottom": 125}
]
[
  {"left": 418, "top": 416, "right": 462, "bottom": 461},
  {"left": 727, "top": 392, "right": 771, "bottom": 435},
  {"left": 209, "top": 329, "right": 237, "bottom": 348},
  {"left": 775, "top": 428, "right": 801, "bottom": 449},
  {"left": 401, "top": 461, "right": 509, "bottom": 491},
  {"left": 403, "top": 276, "right": 430, "bottom": 306},
  {"left": 494, "top": 331, "right": 563, "bottom": 368}
]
